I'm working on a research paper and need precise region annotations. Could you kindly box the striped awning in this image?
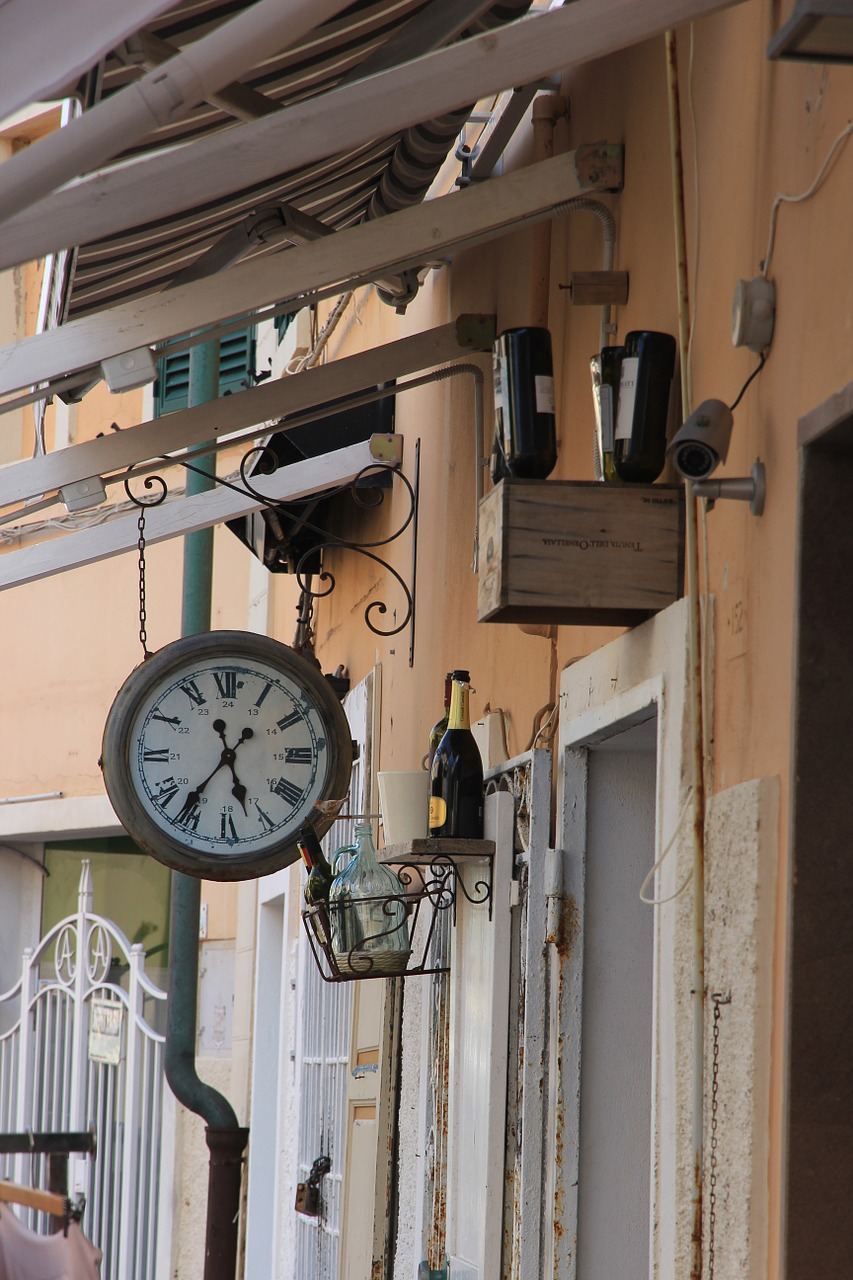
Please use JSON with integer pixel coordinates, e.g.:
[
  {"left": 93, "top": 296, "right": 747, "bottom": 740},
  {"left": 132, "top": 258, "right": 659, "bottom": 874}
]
[{"left": 59, "top": 0, "right": 536, "bottom": 321}]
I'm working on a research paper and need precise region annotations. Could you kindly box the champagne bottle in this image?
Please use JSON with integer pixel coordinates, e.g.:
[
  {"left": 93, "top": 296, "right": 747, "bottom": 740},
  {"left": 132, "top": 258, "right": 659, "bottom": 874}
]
[
  {"left": 297, "top": 823, "right": 335, "bottom": 907},
  {"left": 427, "top": 673, "right": 453, "bottom": 772},
  {"left": 429, "top": 674, "right": 484, "bottom": 840},
  {"left": 613, "top": 330, "right": 676, "bottom": 483},
  {"left": 491, "top": 327, "right": 558, "bottom": 483}
]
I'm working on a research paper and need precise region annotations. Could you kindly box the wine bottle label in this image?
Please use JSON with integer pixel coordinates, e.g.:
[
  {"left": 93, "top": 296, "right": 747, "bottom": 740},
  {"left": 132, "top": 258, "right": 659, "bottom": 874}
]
[
  {"left": 600, "top": 384, "right": 615, "bottom": 451},
  {"left": 493, "top": 352, "right": 511, "bottom": 450},
  {"left": 493, "top": 351, "right": 508, "bottom": 413},
  {"left": 429, "top": 796, "right": 447, "bottom": 828},
  {"left": 534, "top": 375, "right": 555, "bottom": 415},
  {"left": 615, "top": 356, "right": 639, "bottom": 441}
]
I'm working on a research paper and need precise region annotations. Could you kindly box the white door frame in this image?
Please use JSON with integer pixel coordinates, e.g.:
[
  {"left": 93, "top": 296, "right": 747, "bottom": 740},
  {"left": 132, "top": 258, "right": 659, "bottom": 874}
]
[{"left": 554, "top": 598, "right": 693, "bottom": 1280}]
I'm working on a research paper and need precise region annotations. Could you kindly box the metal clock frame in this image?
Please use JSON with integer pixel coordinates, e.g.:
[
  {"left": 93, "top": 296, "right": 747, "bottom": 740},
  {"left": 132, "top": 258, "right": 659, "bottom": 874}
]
[{"left": 101, "top": 630, "right": 353, "bottom": 880}]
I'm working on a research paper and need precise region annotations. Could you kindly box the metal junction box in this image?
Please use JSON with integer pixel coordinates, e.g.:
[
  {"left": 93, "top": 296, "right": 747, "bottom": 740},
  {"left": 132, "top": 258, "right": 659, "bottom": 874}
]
[{"left": 477, "top": 478, "right": 685, "bottom": 627}]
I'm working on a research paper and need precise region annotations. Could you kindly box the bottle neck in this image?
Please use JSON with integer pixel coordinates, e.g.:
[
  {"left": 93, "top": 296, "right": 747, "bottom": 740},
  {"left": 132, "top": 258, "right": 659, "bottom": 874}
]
[
  {"left": 447, "top": 680, "right": 471, "bottom": 731},
  {"left": 299, "top": 825, "right": 332, "bottom": 876},
  {"left": 442, "top": 675, "right": 452, "bottom": 711},
  {"left": 354, "top": 822, "right": 378, "bottom": 864}
]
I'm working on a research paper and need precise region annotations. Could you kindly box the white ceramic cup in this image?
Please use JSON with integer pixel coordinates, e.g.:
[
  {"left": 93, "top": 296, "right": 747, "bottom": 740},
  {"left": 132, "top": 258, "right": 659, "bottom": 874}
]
[{"left": 377, "top": 770, "right": 429, "bottom": 844}]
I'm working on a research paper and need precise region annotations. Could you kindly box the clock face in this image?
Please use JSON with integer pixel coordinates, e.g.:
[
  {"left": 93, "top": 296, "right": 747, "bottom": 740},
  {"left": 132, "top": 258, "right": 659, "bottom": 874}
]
[{"left": 101, "top": 632, "right": 353, "bottom": 879}]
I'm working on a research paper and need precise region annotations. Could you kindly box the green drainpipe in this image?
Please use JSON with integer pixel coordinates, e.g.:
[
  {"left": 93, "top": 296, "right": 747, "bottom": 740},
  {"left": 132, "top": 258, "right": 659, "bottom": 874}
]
[{"left": 164, "top": 339, "right": 249, "bottom": 1280}]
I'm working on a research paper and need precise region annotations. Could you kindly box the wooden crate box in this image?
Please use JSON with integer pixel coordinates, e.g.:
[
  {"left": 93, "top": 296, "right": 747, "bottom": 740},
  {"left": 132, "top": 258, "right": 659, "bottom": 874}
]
[{"left": 477, "top": 479, "right": 685, "bottom": 627}]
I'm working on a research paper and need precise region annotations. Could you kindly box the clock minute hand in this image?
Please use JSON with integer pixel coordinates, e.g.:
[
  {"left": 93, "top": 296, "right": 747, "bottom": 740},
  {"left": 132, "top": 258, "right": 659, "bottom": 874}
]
[{"left": 212, "top": 721, "right": 254, "bottom": 814}]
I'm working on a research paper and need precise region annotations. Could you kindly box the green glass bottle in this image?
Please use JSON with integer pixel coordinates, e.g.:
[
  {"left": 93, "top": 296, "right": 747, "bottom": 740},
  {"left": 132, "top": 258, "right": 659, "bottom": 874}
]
[
  {"left": 427, "top": 673, "right": 453, "bottom": 772},
  {"left": 297, "top": 823, "right": 335, "bottom": 908}
]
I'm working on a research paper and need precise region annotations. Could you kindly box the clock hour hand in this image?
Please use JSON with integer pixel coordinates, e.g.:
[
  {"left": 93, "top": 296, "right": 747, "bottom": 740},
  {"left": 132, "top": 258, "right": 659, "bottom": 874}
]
[{"left": 212, "top": 720, "right": 253, "bottom": 814}]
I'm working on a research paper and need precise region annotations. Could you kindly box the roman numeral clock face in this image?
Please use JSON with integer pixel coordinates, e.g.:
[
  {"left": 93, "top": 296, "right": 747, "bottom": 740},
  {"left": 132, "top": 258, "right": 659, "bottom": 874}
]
[{"left": 101, "top": 632, "right": 353, "bottom": 879}]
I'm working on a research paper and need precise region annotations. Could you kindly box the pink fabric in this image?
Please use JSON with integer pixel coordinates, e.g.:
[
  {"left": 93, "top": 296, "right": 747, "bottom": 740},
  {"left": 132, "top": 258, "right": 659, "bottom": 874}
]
[{"left": 0, "top": 1209, "right": 101, "bottom": 1280}]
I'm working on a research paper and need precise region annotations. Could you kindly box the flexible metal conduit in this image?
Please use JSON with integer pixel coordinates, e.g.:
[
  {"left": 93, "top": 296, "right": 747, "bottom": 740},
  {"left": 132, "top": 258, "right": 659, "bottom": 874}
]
[
  {"left": 664, "top": 29, "right": 707, "bottom": 1280},
  {"left": 554, "top": 195, "right": 618, "bottom": 356}
]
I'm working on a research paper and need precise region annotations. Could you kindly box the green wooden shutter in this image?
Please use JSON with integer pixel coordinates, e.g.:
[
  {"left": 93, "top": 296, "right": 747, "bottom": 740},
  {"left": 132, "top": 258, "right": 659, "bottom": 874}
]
[
  {"left": 154, "top": 326, "right": 256, "bottom": 416},
  {"left": 154, "top": 350, "right": 191, "bottom": 415},
  {"left": 219, "top": 328, "right": 256, "bottom": 395}
]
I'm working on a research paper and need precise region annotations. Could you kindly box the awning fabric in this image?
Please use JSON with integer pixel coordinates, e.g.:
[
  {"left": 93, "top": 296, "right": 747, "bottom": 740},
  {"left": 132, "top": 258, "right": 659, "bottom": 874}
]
[{"left": 58, "top": 0, "right": 534, "bottom": 321}]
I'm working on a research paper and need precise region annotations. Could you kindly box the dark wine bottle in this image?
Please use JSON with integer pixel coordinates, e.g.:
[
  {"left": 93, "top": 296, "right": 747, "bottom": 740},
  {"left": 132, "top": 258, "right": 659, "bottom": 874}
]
[
  {"left": 297, "top": 823, "right": 335, "bottom": 907},
  {"left": 428, "top": 674, "right": 484, "bottom": 840},
  {"left": 427, "top": 672, "right": 453, "bottom": 772},
  {"left": 491, "top": 327, "right": 558, "bottom": 483},
  {"left": 613, "top": 330, "right": 676, "bottom": 483}
]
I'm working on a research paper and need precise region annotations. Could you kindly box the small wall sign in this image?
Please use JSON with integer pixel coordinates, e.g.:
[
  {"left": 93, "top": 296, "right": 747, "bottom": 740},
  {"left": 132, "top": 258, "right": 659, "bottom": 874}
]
[{"left": 89, "top": 997, "right": 124, "bottom": 1065}]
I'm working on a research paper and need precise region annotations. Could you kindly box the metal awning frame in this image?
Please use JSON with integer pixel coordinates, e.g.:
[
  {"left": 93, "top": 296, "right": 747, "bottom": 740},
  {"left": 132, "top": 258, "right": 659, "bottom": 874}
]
[
  {"left": 0, "top": 0, "right": 743, "bottom": 281},
  {"left": 0, "top": 145, "right": 622, "bottom": 403},
  {"left": 0, "top": 318, "right": 495, "bottom": 510},
  {"left": 0, "top": 0, "right": 749, "bottom": 595}
]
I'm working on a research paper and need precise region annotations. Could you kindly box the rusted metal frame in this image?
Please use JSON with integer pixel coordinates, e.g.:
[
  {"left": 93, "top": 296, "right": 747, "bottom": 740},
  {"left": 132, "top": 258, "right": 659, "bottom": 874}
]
[
  {"left": 376, "top": 976, "right": 405, "bottom": 1280},
  {"left": 484, "top": 747, "right": 552, "bottom": 1279},
  {"left": 550, "top": 746, "right": 587, "bottom": 1280},
  {"left": 501, "top": 856, "right": 526, "bottom": 1278},
  {"left": 516, "top": 749, "right": 553, "bottom": 1280}
]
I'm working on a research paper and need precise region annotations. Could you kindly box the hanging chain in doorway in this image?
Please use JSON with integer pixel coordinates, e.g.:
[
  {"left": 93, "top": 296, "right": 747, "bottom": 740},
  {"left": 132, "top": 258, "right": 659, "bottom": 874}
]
[
  {"left": 708, "top": 990, "right": 732, "bottom": 1280},
  {"left": 125, "top": 472, "right": 167, "bottom": 659}
]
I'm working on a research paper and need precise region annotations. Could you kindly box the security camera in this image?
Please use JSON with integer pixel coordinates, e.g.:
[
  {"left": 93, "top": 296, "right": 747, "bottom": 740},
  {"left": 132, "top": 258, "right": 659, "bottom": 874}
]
[{"left": 667, "top": 399, "right": 733, "bottom": 480}]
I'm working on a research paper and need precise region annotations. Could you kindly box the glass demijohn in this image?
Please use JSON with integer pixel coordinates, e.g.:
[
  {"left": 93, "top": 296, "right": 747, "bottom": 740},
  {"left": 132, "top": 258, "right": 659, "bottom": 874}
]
[{"left": 329, "top": 822, "right": 411, "bottom": 976}]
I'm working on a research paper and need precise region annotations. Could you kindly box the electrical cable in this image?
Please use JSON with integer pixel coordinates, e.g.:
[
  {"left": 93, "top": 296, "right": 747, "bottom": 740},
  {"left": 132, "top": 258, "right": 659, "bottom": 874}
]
[
  {"left": 729, "top": 351, "right": 767, "bottom": 412},
  {"left": 761, "top": 118, "right": 853, "bottom": 280},
  {"left": 639, "top": 788, "right": 695, "bottom": 905}
]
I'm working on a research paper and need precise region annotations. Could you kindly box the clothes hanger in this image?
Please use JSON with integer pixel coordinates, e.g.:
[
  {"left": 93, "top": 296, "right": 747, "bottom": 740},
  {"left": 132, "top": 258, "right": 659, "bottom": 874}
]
[{"left": 0, "top": 1181, "right": 68, "bottom": 1217}]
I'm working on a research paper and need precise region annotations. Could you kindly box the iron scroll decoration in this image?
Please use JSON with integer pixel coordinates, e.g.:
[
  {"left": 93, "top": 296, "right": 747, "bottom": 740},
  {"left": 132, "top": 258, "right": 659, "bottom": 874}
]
[
  {"left": 122, "top": 442, "right": 416, "bottom": 641},
  {"left": 238, "top": 444, "right": 416, "bottom": 637}
]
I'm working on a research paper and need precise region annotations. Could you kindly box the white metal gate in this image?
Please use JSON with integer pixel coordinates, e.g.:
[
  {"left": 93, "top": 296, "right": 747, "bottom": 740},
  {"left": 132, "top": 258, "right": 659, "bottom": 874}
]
[{"left": 0, "top": 860, "right": 168, "bottom": 1280}]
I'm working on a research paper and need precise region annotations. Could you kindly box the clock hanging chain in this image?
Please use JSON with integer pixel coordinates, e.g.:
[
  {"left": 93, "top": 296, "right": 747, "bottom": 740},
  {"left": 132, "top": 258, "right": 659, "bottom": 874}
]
[{"left": 137, "top": 505, "right": 152, "bottom": 659}]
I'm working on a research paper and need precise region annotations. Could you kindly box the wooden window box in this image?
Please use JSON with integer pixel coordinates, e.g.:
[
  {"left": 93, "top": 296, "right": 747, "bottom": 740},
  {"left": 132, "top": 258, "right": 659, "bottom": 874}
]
[{"left": 477, "top": 478, "right": 685, "bottom": 627}]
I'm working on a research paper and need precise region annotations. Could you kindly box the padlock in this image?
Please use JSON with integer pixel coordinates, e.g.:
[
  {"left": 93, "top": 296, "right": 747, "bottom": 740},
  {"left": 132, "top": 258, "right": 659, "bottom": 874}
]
[{"left": 294, "top": 1182, "right": 321, "bottom": 1216}]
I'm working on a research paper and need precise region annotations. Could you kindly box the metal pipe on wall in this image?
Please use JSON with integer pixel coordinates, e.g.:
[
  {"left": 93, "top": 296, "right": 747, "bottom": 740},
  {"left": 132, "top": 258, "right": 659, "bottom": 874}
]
[{"left": 164, "top": 337, "right": 249, "bottom": 1280}]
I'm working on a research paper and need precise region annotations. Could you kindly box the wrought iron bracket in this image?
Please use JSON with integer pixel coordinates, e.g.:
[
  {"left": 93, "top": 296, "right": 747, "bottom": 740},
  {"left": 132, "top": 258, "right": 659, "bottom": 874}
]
[{"left": 123, "top": 432, "right": 417, "bottom": 642}]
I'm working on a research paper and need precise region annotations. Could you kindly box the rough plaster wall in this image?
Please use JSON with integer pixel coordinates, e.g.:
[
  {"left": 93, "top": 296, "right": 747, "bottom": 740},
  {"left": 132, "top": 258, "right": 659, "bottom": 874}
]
[
  {"left": 171, "top": 1057, "right": 233, "bottom": 1279},
  {"left": 703, "top": 777, "right": 778, "bottom": 1280}
]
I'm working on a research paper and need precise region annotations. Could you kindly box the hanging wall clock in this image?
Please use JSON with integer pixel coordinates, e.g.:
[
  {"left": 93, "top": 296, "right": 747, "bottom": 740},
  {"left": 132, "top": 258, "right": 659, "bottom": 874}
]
[{"left": 100, "top": 631, "right": 353, "bottom": 880}]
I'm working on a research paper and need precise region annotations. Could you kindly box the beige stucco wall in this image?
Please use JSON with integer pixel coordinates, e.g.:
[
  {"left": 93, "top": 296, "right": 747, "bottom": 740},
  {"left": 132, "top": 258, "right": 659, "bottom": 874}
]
[{"left": 0, "top": 2, "right": 851, "bottom": 1273}]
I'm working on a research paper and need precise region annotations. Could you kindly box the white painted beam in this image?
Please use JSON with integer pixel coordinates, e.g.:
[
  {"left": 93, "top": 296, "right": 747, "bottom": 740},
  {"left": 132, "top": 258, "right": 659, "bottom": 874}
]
[
  {"left": 0, "top": 438, "right": 392, "bottom": 592},
  {"left": 0, "top": 0, "right": 745, "bottom": 272},
  {"left": 0, "top": 318, "right": 492, "bottom": 508},
  {"left": 0, "top": 0, "right": 356, "bottom": 227},
  {"left": 0, "top": 149, "right": 603, "bottom": 397},
  {"left": 0, "top": 0, "right": 176, "bottom": 124}
]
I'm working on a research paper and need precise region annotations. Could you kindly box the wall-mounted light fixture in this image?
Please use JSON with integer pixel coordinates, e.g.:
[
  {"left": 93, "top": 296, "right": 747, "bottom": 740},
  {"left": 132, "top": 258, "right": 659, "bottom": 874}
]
[{"left": 767, "top": 0, "right": 853, "bottom": 62}]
